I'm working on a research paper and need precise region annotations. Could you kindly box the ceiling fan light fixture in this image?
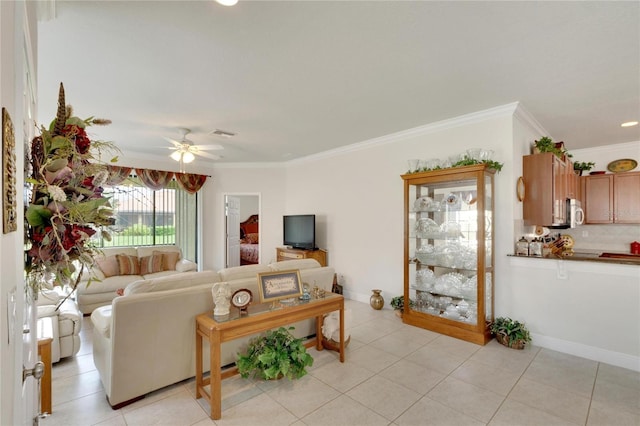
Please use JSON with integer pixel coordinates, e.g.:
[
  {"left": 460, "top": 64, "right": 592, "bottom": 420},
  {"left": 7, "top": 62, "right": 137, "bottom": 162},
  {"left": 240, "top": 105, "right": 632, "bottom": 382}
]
[
  {"left": 170, "top": 150, "right": 182, "bottom": 162},
  {"left": 182, "top": 151, "right": 196, "bottom": 163}
]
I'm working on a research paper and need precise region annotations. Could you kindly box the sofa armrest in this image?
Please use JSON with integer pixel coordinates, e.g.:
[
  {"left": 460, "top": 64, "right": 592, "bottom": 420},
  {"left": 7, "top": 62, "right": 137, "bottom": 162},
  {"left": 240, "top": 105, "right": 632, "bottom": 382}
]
[
  {"left": 37, "top": 305, "right": 57, "bottom": 319},
  {"left": 36, "top": 290, "right": 61, "bottom": 307},
  {"left": 91, "top": 305, "right": 112, "bottom": 339},
  {"left": 57, "top": 298, "right": 82, "bottom": 321},
  {"left": 175, "top": 258, "right": 197, "bottom": 272}
]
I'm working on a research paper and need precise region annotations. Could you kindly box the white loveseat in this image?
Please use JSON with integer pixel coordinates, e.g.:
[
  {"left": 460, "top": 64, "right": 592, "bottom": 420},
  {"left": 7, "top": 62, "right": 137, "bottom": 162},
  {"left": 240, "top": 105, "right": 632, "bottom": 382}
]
[
  {"left": 91, "top": 259, "right": 335, "bottom": 408},
  {"left": 75, "top": 245, "right": 197, "bottom": 314}
]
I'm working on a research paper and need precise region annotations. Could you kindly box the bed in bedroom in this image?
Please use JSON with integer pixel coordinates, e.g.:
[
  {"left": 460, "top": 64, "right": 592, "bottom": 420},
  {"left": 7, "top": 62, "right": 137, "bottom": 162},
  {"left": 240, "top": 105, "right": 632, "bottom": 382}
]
[{"left": 239, "top": 214, "right": 259, "bottom": 265}]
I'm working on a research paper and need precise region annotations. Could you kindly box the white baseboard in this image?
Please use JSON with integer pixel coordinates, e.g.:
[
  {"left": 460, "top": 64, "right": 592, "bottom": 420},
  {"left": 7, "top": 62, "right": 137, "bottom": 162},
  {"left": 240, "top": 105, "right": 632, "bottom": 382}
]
[{"left": 532, "top": 333, "right": 640, "bottom": 372}]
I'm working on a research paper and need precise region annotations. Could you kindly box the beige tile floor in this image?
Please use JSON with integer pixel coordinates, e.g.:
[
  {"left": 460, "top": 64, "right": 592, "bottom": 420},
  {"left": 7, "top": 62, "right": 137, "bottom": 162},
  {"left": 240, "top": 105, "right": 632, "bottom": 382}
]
[{"left": 41, "top": 299, "right": 640, "bottom": 426}]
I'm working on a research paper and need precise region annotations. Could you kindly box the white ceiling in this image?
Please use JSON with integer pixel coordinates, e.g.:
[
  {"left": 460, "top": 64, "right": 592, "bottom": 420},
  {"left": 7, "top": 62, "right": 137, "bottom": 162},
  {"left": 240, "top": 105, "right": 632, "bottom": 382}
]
[{"left": 37, "top": 1, "right": 640, "bottom": 165}]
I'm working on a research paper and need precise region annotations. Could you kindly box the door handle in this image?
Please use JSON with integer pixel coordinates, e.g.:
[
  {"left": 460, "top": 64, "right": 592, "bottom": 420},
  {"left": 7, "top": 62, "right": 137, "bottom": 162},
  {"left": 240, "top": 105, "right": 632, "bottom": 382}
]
[{"left": 23, "top": 361, "right": 45, "bottom": 382}]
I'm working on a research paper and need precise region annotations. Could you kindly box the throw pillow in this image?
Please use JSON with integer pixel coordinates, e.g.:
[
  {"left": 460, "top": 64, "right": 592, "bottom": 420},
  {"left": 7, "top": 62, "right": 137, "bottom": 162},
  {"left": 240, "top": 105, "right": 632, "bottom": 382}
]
[
  {"left": 116, "top": 254, "right": 140, "bottom": 275},
  {"left": 96, "top": 255, "right": 120, "bottom": 278},
  {"left": 154, "top": 250, "right": 179, "bottom": 271},
  {"left": 139, "top": 254, "right": 164, "bottom": 275},
  {"left": 245, "top": 233, "right": 259, "bottom": 244}
]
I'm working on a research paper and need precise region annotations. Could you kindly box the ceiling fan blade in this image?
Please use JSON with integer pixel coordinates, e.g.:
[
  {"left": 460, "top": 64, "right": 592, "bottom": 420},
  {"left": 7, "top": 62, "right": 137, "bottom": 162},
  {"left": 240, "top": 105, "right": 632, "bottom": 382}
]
[
  {"left": 192, "top": 144, "right": 224, "bottom": 151},
  {"left": 196, "top": 151, "right": 222, "bottom": 160},
  {"left": 163, "top": 137, "right": 183, "bottom": 148}
]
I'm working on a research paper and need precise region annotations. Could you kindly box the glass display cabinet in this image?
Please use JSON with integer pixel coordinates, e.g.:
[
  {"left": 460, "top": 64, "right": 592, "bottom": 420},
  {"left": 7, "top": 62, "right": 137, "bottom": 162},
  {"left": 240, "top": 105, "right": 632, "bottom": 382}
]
[{"left": 401, "top": 164, "right": 495, "bottom": 345}]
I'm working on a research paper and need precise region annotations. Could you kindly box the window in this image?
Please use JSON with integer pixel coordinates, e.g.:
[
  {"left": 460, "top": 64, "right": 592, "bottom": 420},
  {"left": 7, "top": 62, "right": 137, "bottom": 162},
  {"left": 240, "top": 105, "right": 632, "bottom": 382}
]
[{"left": 96, "top": 177, "right": 198, "bottom": 262}]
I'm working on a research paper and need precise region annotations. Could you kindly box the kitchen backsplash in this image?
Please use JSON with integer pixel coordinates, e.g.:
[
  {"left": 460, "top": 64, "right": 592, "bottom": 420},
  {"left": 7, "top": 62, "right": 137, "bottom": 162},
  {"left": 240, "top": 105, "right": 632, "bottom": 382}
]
[{"left": 563, "top": 224, "right": 640, "bottom": 253}]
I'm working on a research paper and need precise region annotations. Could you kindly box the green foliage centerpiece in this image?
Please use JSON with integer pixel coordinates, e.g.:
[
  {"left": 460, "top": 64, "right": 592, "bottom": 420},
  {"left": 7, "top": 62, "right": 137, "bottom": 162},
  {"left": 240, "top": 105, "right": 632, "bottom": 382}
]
[
  {"left": 25, "top": 83, "right": 118, "bottom": 298},
  {"left": 236, "top": 326, "right": 314, "bottom": 380}
]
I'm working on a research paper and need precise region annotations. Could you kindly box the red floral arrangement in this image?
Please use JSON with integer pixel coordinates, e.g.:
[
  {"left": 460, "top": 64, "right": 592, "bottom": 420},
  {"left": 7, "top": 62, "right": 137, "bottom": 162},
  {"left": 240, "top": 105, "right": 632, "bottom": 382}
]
[{"left": 25, "top": 83, "right": 118, "bottom": 295}]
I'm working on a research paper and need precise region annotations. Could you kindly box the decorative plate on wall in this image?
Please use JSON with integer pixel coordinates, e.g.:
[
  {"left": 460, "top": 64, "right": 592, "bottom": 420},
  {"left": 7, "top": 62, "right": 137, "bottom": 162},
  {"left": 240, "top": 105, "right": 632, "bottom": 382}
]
[{"left": 607, "top": 158, "right": 638, "bottom": 173}]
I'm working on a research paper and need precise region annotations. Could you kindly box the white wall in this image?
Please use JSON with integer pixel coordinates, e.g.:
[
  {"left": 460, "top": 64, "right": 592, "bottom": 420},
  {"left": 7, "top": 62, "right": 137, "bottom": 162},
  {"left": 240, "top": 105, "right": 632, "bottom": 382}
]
[
  {"left": 201, "top": 165, "right": 287, "bottom": 270},
  {"left": 283, "top": 104, "right": 516, "bottom": 307},
  {"left": 237, "top": 195, "right": 259, "bottom": 222}
]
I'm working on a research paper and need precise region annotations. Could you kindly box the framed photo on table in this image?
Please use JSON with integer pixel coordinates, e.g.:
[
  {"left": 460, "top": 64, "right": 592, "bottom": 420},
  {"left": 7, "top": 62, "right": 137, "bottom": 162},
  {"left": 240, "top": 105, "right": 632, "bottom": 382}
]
[{"left": 257, "top": 269, "right": 303, "bottom": 303}]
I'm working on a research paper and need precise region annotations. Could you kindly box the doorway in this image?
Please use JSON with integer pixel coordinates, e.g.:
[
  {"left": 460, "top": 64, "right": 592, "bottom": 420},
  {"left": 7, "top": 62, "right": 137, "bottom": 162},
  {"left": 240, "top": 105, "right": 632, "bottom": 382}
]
[{"left": 224, "top": 193, "right": 261, "bottom": 268}]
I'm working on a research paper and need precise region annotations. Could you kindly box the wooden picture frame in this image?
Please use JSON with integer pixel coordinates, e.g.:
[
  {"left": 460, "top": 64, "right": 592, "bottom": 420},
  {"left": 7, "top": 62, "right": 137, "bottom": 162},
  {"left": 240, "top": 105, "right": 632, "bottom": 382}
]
[
  {"left": 2, "top": 108, "right": 17, "bottom": 234},
  {"left": 257, "top": 269, "right": 303, "bottom": 303}
]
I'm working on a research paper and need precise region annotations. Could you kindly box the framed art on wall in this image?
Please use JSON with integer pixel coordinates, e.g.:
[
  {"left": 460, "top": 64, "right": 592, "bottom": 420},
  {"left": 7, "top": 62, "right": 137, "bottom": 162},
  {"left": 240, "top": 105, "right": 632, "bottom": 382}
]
[{"left": 2, "top": 107, "right": 17, "bottom": 234}]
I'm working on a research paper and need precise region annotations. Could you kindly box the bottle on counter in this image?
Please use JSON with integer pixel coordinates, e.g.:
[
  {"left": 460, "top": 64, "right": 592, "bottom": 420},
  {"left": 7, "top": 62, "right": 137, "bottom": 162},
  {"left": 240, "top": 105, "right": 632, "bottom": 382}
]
[{"left": 516, "top": 237, "right": 529, "bottom": 256}]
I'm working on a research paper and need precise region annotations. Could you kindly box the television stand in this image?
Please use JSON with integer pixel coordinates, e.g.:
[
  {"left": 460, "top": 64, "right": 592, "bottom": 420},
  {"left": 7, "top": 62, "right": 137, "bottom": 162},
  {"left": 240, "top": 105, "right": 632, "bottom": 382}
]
[{"left": 277, "top": 247, "right": 327, "bottom": 267}]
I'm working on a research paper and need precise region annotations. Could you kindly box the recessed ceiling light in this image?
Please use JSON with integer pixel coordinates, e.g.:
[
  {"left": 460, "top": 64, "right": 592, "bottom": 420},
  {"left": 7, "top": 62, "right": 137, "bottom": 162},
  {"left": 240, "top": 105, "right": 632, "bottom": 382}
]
[
  {"left": 621, "top": 121, "right": 639, "bottom": 127},
  {"left": 215, "top": 0, "right": 238, "bottom": 6}
]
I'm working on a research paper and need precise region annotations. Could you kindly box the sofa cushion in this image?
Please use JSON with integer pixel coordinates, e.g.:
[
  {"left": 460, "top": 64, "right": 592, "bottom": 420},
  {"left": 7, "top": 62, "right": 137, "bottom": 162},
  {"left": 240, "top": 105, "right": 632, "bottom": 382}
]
[
  {"left": 79, "top": 275, "right": 144, "bottom": 295},
  {"left": 139, "top": 254, "right": 164, "bottom": 275},
  {"left": 269, "top": 259, "right": 321, "bottom": 271},
  {"left": 218, "top": 264, "right": 272, "bottom": 282},
  {"left": 96, "top": 255, "right": 120, "bottom": 278},
  {"left": 154, "top": 250, "right": 180, "bottom": 271},
  {"left": 116, "top": 254, "right": 140, "bottom": 275},
  {"left": 123, "top": 270, "right": 220, "bottom": 296}
]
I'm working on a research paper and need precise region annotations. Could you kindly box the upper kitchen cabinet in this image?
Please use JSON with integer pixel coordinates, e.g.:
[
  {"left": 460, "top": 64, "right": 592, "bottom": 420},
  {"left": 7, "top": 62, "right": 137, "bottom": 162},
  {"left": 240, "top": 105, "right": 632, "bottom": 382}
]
[
  {"left": 583, "top": 171, "right": 640, "bottom": 224},
  {"left": 523, "top": 153, "right": 579, "bottom": 227}
]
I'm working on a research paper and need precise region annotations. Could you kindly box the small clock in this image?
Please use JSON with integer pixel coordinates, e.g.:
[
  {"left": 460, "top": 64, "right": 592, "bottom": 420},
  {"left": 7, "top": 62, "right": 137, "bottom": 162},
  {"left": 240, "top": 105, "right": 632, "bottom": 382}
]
[{"left": 231, "top": 289, "right": 253, "bottom": 314}]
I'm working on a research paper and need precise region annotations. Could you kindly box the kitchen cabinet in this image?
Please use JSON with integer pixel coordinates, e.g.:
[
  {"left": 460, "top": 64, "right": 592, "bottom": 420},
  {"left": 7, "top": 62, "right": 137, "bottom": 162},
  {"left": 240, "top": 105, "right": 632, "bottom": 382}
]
[
  {"left": 401, "top": 164, "right": 495, "bottom": 345},
  {"left": 582, "top": 171, "right": 640, "bottom": 223},
  {"left": 522, "top": 153, "right": 577, "bottom": 227}
]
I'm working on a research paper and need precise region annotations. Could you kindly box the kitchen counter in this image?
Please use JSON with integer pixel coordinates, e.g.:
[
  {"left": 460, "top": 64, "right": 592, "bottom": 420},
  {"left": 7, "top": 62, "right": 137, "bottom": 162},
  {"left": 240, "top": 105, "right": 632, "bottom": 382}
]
[{"left": 508, "top": 251, "right": 640, "bottom": 266}]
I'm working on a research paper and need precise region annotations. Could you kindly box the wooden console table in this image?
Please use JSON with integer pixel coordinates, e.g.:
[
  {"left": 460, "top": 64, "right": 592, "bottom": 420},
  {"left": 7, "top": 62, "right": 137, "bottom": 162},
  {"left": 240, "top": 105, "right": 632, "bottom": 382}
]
[
  {"left": 195, "top": 293, "right": 344, "bottom": 420},
  {"left": 37, "top": 337, "right": 53, "bottom": 415}
]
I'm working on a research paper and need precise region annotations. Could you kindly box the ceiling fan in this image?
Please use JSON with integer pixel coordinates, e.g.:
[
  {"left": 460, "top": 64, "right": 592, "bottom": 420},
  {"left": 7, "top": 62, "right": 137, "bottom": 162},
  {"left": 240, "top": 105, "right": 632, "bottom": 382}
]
[{"left": 165, "top": 128, "right": 224, "bottom": 164}]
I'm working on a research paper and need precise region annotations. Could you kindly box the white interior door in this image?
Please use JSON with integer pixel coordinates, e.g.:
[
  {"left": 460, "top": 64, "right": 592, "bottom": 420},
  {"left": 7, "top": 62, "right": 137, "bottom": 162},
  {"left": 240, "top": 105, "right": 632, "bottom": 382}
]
[{"left": 226, "top": 196, "right": 241, "bottom": 267}]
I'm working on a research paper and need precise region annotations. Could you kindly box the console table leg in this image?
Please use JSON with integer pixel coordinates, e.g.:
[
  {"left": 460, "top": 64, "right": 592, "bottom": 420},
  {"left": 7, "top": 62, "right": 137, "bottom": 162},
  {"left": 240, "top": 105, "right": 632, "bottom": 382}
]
[
  {"left": 211, "top": 330, "right": 222, "bottom": 420},
  {"left": 339, "top": 304, "right": 345, "bottom": 362}
]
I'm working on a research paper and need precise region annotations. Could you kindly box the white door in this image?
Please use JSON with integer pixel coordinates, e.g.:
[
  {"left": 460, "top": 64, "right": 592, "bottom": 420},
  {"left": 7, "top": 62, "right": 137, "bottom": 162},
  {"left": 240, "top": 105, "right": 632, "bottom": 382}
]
[
  {"left": 21, "top": 289, "right": 40, "bottom": 425},
  {"left": 226, "top": 196, "right": 241, "bottom": 267}
]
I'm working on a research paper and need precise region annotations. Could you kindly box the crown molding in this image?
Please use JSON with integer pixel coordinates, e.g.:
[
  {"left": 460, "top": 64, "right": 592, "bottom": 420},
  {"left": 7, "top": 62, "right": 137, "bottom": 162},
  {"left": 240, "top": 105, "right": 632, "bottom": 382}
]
[
  {"left": 288, "top": 102, "right": 520, "bottom": 166},
  {"left": 513, "top": 102, "right": 549, "bottom": 137}
]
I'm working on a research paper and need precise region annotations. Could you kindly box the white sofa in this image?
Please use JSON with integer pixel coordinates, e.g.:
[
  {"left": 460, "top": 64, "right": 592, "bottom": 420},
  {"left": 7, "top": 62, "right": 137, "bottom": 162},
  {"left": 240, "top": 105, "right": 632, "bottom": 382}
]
[
  {"left": 91, "top": 259, "right": 335, "bottom": 408},
  {"left": 75, "top": 245, "right": 197, "bottom": 314},
  {"left": 36, "top": 289, "right": 83, "bottom": 363}
]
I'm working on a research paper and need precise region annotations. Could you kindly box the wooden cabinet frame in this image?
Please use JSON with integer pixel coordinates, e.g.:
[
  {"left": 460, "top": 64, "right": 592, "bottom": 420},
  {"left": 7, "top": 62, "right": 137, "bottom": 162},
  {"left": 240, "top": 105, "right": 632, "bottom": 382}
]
[{"left": 401, "top": 164, "right": 495, "bottom": 345}]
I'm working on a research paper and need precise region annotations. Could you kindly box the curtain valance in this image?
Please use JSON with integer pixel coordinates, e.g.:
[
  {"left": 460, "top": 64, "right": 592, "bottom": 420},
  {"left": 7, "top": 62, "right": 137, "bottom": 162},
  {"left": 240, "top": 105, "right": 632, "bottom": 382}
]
[{"left": 105, "top": 165, "right": 208, "bottom": 193}]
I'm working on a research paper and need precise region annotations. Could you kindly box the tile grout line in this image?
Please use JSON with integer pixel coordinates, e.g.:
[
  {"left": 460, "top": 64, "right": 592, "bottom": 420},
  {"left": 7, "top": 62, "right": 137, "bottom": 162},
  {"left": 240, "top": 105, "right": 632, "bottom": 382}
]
[
  {"left": 484, "top": 344, "right": 541, "bottom": 425},
  {"left": 583, "top": 362, "right": 600, "bottom": 426}
]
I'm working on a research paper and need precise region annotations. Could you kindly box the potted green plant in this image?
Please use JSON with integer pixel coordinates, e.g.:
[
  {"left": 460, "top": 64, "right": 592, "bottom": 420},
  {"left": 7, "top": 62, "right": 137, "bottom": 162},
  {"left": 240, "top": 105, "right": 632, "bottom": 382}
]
[
  {"left": 236, "top": 326, "right": 313, "bottom": 380},
  {"left": 573, "top": 161, "right": 596, "bottom": 176},
  {"left": 533, "top": 136, "right": 571, "bottom": 159},
  {"left": 490, "top": 317, "right": 532, "bottom": 349},
  {"left": 390, "top": 295, "right": 415, "bottom": 317}
]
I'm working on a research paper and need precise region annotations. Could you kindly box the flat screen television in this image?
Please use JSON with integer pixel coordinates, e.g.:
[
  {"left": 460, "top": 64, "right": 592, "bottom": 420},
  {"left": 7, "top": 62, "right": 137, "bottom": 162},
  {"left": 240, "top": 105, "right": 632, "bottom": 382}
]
[{"left": 283, "top": 214, "right": 316, "bottom": 250}]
